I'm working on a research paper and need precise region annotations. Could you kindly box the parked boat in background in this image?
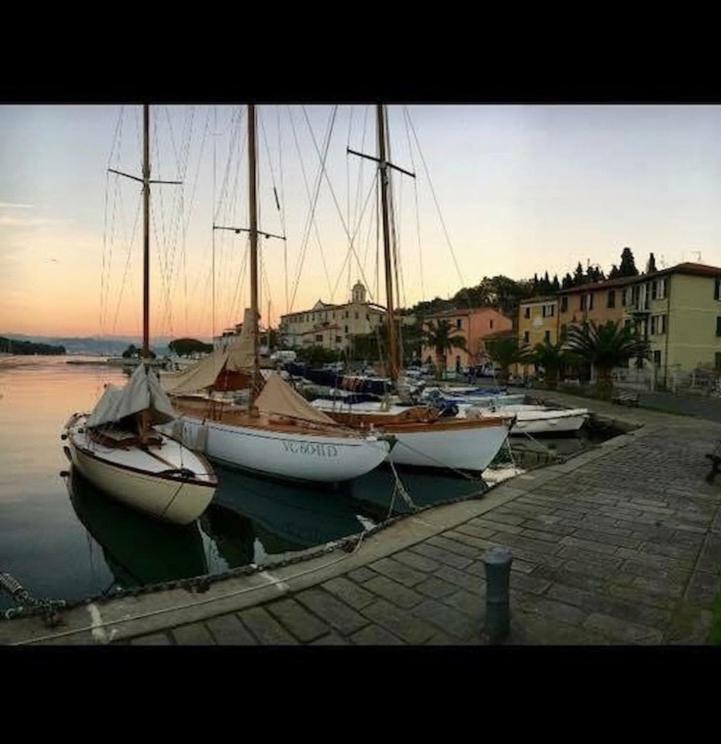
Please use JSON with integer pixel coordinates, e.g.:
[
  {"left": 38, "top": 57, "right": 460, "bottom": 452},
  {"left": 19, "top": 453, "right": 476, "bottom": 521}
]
[{"left": 462, "top": 403, "right": 589, "bottom": 435}]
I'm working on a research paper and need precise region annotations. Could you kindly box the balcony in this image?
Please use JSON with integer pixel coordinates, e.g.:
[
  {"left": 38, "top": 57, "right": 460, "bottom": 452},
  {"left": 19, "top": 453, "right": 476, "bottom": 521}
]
[{"left": 624, "top": 301, "right": 650, "bottom": 316}]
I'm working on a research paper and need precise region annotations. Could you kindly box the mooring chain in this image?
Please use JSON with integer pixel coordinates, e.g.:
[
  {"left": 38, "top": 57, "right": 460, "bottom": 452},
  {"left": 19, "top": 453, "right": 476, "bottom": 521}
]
[{"left": 0, "top": 572, "right": 66, "bottom": 626}]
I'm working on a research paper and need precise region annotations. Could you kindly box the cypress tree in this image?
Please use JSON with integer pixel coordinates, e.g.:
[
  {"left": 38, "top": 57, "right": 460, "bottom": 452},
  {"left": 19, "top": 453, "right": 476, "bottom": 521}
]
[
  {"left": 646, "top": 252, "right": 657, "bottom": 274},
  {"left": 573, "top": 262, "right": 585, "bottom": 286},
  {"left": 619, "top": 247, "right": 639, "bottom": 277}
]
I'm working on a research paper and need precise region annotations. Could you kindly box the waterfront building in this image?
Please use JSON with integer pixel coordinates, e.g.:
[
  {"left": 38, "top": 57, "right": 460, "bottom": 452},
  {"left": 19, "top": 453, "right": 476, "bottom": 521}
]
[
  {"left": 516, "top": 295, "right": 560, "bottom": 378},
  {"left": 279, "top": 281, "right": 386, "bottom": 350},
  {"left": 516, "top": 262, "right": 721, "bottom": 384},
  {"left": 421, "top": 307, "right": 512, "bottom": 372}
]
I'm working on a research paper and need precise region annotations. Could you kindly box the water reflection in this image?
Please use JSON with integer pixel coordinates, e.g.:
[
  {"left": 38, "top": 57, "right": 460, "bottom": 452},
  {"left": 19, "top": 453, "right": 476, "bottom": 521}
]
[{"left": 65, "top": 469, "right": 208, "bottom": 588}]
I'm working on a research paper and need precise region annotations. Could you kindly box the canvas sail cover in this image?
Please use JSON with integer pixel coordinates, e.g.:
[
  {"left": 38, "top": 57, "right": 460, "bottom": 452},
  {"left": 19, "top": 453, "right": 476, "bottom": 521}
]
[
  {"left": 161, "top": 308, "right": 256, "bottom": 395},
  {"left": 256, "top": 372, "right": 336, "bottom": 425},
  {"left": 86, "top": 363, "right": 177, "bottom": 428}
]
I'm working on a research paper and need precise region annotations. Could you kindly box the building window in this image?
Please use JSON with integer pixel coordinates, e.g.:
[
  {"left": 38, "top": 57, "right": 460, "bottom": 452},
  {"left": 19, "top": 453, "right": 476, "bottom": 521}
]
[
  {"left": 717, "top": 317, "right": 721, "bottom": 337},
  {"left": 456, "top": 318, "right": 462, "bottom": 329},
  {"left": 344, "top": 325, "right": 349, "bottom": 334},
  {"left": 650, "top": 316, "right": 656, "bottom": 335},
  {"left": 653, "top": 350, "right": 661, "bottom": 367},
  {"left": 560, "top": 324, "right": 567, "bottom": 339},
  {"left": 657, "top": 278, "right": 666, "bottom": 299},
  {"left": 524, "top": 307, "right": 530, "bottom": 319},
  {"left": 335, "top": 336, "right": 341, "bottom": 343},
  {"left": 621, "top": 289, "right": 627, "bottom": 307},
  {"left": 651, "top": 282, "right": 657, "bottom": 300},
  {"left": 523, "top": 331, "right": 530, "bottom": 343},
  {"left": 588, "top": 293, "right": 594, "bottom": 310},
  {"left": 716, "top": 278, "right": 721, "bottom": 301},
  {"left": 607, "top": 290, "right": 615, "bottom": 308},
  {"left": 355, "top": 312, "right": 359, "bottom": 320},
  {"left": 624, "top": 318, "right": 632, "bottom": 329},
  {"left": 560, "top": 296, "right": 568, "bottom": 312},
  {"left": 716, "top": 352, "right": 721, "bottom": 371},
  {"left": 544, "top": 330, "right": 551, "bottom": 342},
  {"left": 659, "top": 314, "right": 667, "bottom": 335},
  {"left": 315, "top": 334, "right": 323, "bottom": 342},
  {"left": 490, "top": 319, "right": 494, "bottom": 329},
  {"left": 580, "top": 295, "right": 586, "bottom": 311}
]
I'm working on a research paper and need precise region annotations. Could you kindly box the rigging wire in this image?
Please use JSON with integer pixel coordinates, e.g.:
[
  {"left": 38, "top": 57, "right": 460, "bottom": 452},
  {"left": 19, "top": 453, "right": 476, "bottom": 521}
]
[
  {"left": 403, "top": 106, "right": 426, "bottom": 300},
  {"left": 276, "top": 105, "right": 289, "bottom": 316}
]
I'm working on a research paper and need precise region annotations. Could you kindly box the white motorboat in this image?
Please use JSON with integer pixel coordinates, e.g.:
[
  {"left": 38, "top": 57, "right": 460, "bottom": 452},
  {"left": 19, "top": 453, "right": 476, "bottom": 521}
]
[
  {"left": 462, "top": 403, "right": 589, "bottom": 434},
  {"left": 64, "top": 365, "right": 217, "bottom": 525}
]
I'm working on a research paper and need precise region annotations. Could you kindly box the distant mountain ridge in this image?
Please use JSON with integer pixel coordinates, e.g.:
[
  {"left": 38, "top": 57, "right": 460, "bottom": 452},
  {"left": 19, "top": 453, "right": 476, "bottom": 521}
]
[{"left": 0, "top": 333, "right": 210, "bottom": 356}]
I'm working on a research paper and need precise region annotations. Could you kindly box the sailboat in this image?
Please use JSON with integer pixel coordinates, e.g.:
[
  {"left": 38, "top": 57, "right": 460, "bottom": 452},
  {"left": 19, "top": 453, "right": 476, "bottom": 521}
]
[
  {"left": 160, "top": 104, "right": 392, "bottom": 484},
  {"left": 62, "top": 105, "right": 217, "bottom": 526},
  {"left": 310, "top": 105, "right": 512, "bottom": 473}
]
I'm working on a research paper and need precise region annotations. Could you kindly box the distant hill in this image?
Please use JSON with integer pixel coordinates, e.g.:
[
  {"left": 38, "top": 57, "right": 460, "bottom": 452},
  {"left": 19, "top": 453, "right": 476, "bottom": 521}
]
[
  {"left": 0, "top": 334, "right": 200, "bottom": 357},
  {"left": 0, "top": 336, "right": 66, "bottom": 355}
]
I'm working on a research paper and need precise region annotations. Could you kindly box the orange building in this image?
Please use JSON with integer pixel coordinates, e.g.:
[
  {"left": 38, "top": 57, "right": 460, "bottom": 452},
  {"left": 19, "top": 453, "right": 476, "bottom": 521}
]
[
  {"left": 556, "top": 276, "right": 636, "bottom": 339},
  {"left": 421, "top": 307, "right": 513, "bottom": 372}
]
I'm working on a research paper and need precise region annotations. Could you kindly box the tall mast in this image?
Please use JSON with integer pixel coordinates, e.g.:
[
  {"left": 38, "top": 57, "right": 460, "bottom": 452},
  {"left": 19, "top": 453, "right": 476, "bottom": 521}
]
[
  {"left": 142, "top": 104, "right": 151, "bottom": 359},
  {"left": 248, "top": 103, "right": 261, "bottom": 414},
  {"left": 377, "top": 104, "right": 399, "bottom": 382}
]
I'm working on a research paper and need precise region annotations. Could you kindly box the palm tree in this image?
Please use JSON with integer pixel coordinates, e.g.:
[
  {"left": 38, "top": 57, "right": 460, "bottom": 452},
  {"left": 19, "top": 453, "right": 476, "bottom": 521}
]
[
  {"left": 565, "top": 320, "right": 650, "bottom": 400},
  {"left": 422, "top": 319, "right": 468, "bottom": 379},
  {"left": 532, "top": 339, "right": 576, "bottom": 390},
  {"left": 485, "top": 334, "right": 532, "bottom": 384}
]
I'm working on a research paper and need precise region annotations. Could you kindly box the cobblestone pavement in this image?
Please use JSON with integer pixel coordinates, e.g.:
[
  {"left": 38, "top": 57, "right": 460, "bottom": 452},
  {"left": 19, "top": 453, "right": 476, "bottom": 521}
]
[{"left": 126, "top": 404, "right": 721, "bottom": 646}]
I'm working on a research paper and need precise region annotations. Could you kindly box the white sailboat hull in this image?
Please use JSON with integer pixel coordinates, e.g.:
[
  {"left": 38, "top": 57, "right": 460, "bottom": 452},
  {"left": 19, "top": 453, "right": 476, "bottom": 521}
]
[
  {"left": 387, "top": 423, "right": 510, "bottom": 471},
  {"left": 458, "top": 404, "right": 589, "bottom": 435},
  {"left": 65, "top": 415, "right": 216, "bottom": 526},
  {"left": 170, "top": 415, "right": 391, "bottom": 483}
]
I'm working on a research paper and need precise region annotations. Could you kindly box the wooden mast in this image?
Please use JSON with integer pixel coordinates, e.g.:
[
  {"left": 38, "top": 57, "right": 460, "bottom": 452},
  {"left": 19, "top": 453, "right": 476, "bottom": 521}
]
[
  {"left": 377, "top": 104, "right": 399, "bottom": 382},
  {"left": 142, "top": 104, "right": 151, "bottom": 360},
  {"left": 248, "top": 103, "right": 261, "bottom": 415}
]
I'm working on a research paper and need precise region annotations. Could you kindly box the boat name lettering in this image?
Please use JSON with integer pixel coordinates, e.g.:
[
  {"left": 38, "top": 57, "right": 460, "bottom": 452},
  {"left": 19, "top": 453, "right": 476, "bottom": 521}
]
[{"left": 281, "top": 440, "right": 339, "bottom": 458}]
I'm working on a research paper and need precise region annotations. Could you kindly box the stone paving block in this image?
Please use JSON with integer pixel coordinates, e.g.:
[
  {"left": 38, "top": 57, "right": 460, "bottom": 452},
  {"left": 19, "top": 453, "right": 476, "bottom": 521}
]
[
  {"left": 605, "top": 583, "right": 678, "bottom": 611},
  {"left": 583, "top": 613, "right": 663, "bottom": 644},
  {"left": 477, "top": 511, "right": 526, "bottom": 527},
  {"left": 392, "top": 549, "right": 441, "bottom": 573},
  {"left": 443, "top": 529, "right": 499, "bottom": 554},
  {"left": 451, "top": 522, "right": 498, "bottom": 540},
  {"left": 547, "top": 582, "right": 672, "bottom": 631},
  {"left": 519, "top": 527, "right": 564, "bottom": 544},
  {"left": 295, "top": 588, "right": 369, "bottom": 635},
  {"left": 666, "top": 605, "right": 714, "bottom": 645},
  {"left": 571, "top": 528, "right": 642, "bottom": 550},
  {"left": 206, "top": 614, "right": 258, "bottom": 645},
  {"left": 442, "top": 588, "right": 483, "bottom": 618},
  {"left": 364, "top": 575, "right": 424, "bottom": 609},
  {"left": 509, "top": 572, "right": 552, "bottom": 595},
  {"left": 616, "top": 547, "right": 690, "bottom": 571},
  {"left": 521, "top": 519, "right": 576, "bottom": 536},
  {"left": 640, "top": 541, "right": 700, "bottom": 562},
  {"left": 409, "top": 541, "right": 473, "bottom": 570},
  {"left": 469, "top": 517, "right": 524, "bottom": 535},
  {"left": 267, "top": 598, "right": 331, "bottom": 642},
  {"left": 556, "top": 545, "right": 623, "bottom": 568},
  {"left": 370, "top": 557, "right": 428, "bottom": 587},
  {"left": 435, "top": 564, "right": 483, "bottom": 593},
  {"left": 512, "top": 613, "right": 609, "bottom": 645},
  {"left": 630, "top": 576, "right": 686, "bottom": 600},
  {"left": 350, "top": 624, "right": 405, "bottom": 645},
  {"left": 322, "top": 576, "right": 376, "bottom": 610},
  {"left": 171, "top": 623, "right": 216, "bottom": 645},
  {"left": 411, "top": 598, "right": 478, "bottom": 640},
  {"left": 311, "top": 631, "right": 348, "bottom": 645},
  {"left": 131, "top": 632, "right": 172, "bottom": 645},
  {"left": 618, "top": 559, "right": 689, "bottom": 584},
  {"left": 425, "top": 632, "right": 463, "bottom": 645},
  {"left": 239, "top": 606, "right": 299, "bottom": 645},
  {"left": 361, "top": 599, "right": 436, "bottom": 644},
  {"left": 684, "top": 570, "right": 721, "bottom": 608},
  {"left": 415, "top": 575, "right": 459, "bottom": 599},
  {"left": 348, "top": 567, "right": 377, "bottom": 583},
  {"left": 696, "top": 534, "right": 721, "bottom": 574},
  {"left": 430, "top": 534, "right": 483, "bottom": 559},
  {"left": 560, "top": 534, "right": 620, "bottom": 556},
  {"left": 515, "top": 594, "right": 587, "bottom": 627}
]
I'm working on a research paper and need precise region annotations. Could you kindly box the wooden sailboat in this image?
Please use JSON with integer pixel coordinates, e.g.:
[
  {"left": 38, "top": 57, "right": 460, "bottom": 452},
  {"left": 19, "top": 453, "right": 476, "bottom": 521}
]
[
  {"left": 63, "top": 105, "right": 217, "bottom": 526},
  {"left": 311, "top": 105, "right": 512, "bottom": 473},
  {"left": 161, "top": 104, "right": 392, "bottom": 483}
]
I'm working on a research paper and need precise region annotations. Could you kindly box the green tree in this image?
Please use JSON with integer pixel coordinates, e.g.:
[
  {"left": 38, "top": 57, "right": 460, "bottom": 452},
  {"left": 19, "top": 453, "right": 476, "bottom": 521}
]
[
  {"left": 296, "top": 345, "right": 342, "bottom": 366},
  {"left": 573, "top": 262, "right": 585, "bottom": 286},
  {"left": 421, "top": 319, "right": 468, "bottom": 379},
  {"left": 168, "top": 338, "right": 213, "bottom": 356},
  {"left": 618, "top": 247, "right": 639, "bottom": 277},
  {"left": 565, "top": 320, "right": 650, "bottom": 400},
  {"left": 646, "top": 252, "right": 657, "bottom": 274},
  {"left": 485, "top": 335, "right": 533, "bottom": 384},
  {"left": 531, "top": 338, "right": 576, "bottom": 390}
]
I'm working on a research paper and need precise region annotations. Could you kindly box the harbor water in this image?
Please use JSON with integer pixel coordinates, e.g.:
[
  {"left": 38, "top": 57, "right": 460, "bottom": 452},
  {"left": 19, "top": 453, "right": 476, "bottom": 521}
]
[{"left": 0, "top": 357, "right": 604, "bottom": 612}]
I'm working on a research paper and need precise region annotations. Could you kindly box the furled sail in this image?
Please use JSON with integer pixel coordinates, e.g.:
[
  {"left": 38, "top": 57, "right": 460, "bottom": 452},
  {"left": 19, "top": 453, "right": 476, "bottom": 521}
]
[
  {"left": 161, "top": 308, "right": 256, "bottom": 395},
  {"left": 86, "top": 363, "right": 176, "bottom": 428},
  {"left": 255, "top": 372, "right": 337, "bottom": 425}
]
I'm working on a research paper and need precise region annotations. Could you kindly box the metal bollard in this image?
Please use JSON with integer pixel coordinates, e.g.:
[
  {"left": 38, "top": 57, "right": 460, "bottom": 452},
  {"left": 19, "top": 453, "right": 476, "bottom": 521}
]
[{"left": 483, "top": 547, "right": 513, "bottom": 642}]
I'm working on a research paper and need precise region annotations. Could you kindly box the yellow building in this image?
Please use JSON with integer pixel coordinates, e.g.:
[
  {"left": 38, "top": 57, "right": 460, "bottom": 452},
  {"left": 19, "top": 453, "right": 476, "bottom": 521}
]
[
  {"left": 279, "top": 281, "right": 385, "bottom": 350},
  {"left": 516, "top": 296, "right": 559, "bottom": 378}
]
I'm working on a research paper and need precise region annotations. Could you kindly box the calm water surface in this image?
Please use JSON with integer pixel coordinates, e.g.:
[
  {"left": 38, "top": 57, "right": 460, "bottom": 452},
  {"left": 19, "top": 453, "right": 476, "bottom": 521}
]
[{"left": 0, "top": 357, "right": 496, "bottom": 609}]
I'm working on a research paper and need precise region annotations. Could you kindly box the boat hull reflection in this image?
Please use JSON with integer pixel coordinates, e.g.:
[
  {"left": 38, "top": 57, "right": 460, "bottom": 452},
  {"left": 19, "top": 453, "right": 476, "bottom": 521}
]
[{"left": 65, "top": 468, "right": 208, "bottom": 588}]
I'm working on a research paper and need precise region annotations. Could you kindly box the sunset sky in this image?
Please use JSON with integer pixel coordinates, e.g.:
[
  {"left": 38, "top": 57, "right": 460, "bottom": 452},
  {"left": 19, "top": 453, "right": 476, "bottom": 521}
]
[{"left": 3, "top": 104, "right": 721, "bottom": 340}]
